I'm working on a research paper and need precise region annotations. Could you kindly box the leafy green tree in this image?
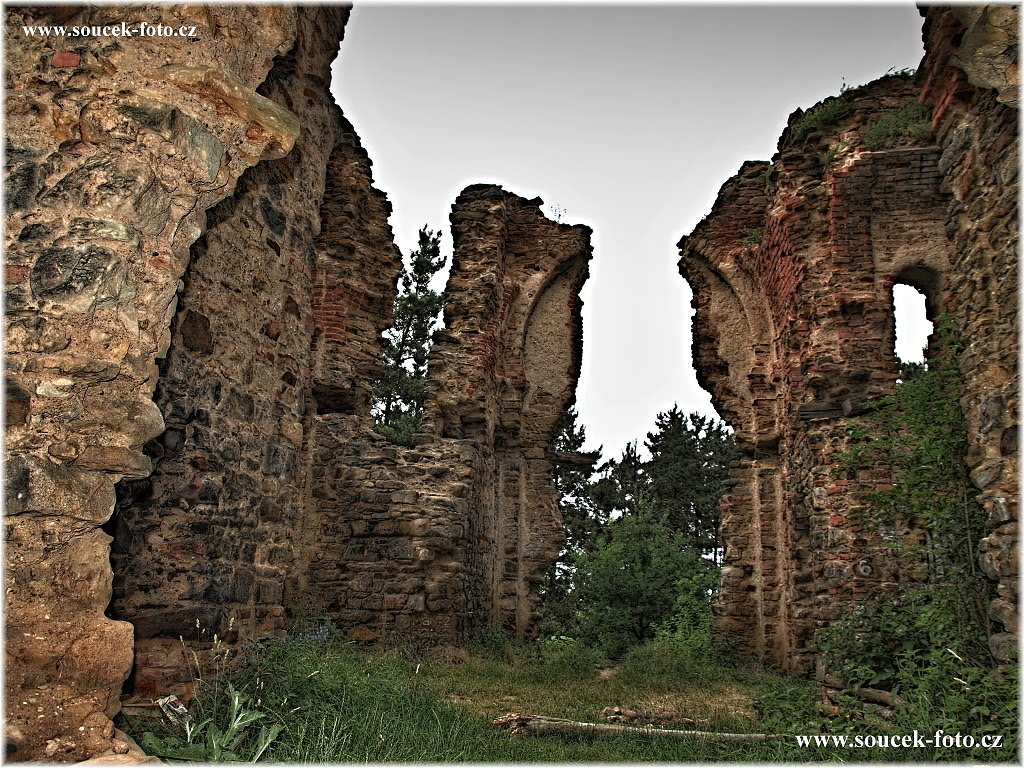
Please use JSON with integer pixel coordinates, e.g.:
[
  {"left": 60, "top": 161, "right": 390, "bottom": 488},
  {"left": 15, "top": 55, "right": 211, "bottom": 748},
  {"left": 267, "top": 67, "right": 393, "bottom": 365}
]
[
  {"left": 573, "top": 506, "right": 711, "bottom": 658},
  {"left": 644, "top": 407, "right": 738, "bottom": 562},
  {"left": 373, "top": 227, "right": 446, "bottom": 445}
]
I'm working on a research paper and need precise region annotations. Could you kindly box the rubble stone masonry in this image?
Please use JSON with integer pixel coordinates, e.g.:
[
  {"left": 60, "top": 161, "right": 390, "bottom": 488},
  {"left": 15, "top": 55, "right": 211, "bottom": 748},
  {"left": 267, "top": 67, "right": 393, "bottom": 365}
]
[
  {"left": 3, "top": 2, "right": 1015, "bottom": 761},
  {"left": 425, "top": 186, "right": 592, "bottom": 637},
  {"left": 105, "top": 7, "right": 375, "bottom": 701},
  {"left": 918, "top": 5, "right": 1018, "bottom": 664},
  {"left": 679, "top": 5, "right": 1017, "bottom": 673},
  {"left": 298, "top": 187, "right": 592, "bottom": 645},
  {"left": 4, "top": 6, "right": 591, "bottom": 760},
  {"left": 4, "top": 4, "right": 312, "bottom": 759}
]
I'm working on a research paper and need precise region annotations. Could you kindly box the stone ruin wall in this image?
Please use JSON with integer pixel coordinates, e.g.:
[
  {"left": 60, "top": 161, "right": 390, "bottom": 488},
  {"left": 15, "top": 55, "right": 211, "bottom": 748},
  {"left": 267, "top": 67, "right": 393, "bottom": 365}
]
[
  {"left": 679, "top": 5, "right": 1018, "bottom": 674},
  {"left": 300, "top": 187, "right": 591, "bottom": 645},
  {"left": 4, "top": 4, "right": 312, "bottom": 759},
  {"left": 105, "top": 6, "right": 402, "bottom": 699},
  {"left": 3, "top": 2, "right": 1016, "bottom": 761},
  {"left": 424, "top": 186, "right": 592, "bottom": 636},
  {"left": 916, "top": 4, "right": 1019, "bottom": 665},
  {"left": 4, "top": 5, "right": 590, "bottom": 761}
]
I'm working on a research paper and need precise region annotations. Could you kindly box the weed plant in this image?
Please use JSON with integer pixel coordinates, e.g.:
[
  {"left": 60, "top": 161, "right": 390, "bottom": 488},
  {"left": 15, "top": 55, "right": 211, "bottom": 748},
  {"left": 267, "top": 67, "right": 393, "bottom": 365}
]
[
  {"left": 140, "top": 683, "right": 280, "bottom": 762},
  {"left": 863, "top": 100, "right": 932, "bottom": 148},
  {"left": 813, "top": 318, "right": 1019, "bottom": 759},
  {"left": 793, "top": 97, "right": 849, "bottom": 139},
  {"left": 738, "top": 228, "right": 763, "bottom": 247}
]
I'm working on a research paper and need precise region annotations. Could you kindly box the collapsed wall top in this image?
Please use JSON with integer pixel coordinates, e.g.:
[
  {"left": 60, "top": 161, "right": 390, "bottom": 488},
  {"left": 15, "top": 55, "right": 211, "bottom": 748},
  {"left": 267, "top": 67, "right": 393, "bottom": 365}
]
[
  {"left": 428, "top": 185, "right": 593, "bottom": 635},
  {"left": 303, "top": 185, "right": 594, "bottom": 644}
]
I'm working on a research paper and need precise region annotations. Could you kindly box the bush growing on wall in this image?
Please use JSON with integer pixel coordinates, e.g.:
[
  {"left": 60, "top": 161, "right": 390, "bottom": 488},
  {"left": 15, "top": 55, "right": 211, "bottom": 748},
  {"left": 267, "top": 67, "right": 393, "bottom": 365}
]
[{"left": 817, "top": 318, "right": 1017, "bottom": 750}]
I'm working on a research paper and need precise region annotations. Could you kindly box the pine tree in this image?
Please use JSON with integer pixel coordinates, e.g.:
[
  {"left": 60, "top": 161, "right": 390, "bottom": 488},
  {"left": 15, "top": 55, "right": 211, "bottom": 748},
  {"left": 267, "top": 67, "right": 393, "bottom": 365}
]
[
  {"left": 552, "top": 407, "right": 605, "bottom": 554},
  {"left": 373, "top": 226, "right": 446, "bottom": 445},
  {"left": 644, "top": 406, "right": 737, "bottom": 563},
  {"left": 539, "top": 407, "right": 603, "bottom": 636},
  {"left": 590, "top": 441, "right": 649, "bottom": 519}
]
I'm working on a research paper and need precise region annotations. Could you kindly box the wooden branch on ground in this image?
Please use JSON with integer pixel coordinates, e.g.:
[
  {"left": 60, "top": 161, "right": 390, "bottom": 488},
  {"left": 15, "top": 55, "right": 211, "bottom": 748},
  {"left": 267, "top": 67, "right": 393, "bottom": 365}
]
[
  {"left": 493, "top": 713, "right": 778, "bottom": 742},
  {"left": 851, "top": 687, "right": 903, "bottom": 708},
  {"left": 822, "top": 674, "right": 904, "bottom": 708}
]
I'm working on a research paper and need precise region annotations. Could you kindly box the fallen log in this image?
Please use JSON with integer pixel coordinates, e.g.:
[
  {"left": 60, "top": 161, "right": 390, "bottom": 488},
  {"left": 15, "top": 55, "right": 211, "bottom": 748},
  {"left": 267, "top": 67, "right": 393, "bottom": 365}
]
[
  {"left": 493, "top": 713, "right": 778, "bottom": 742},
  {"left": 822, "top": 675, "right": 904, "bottom": 708},
  {"left": 852, "top": 687, "right": 903, "bottom": 708}
]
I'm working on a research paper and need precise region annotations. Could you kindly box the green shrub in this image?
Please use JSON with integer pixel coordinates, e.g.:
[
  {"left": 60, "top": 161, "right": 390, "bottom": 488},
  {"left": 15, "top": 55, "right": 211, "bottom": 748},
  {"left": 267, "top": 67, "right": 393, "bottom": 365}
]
[
  {"left": 374, "top": 411, "right": 423, "bottom": 447},
  {"left": 466, "top": 623, "right": 523, "bottom": 663},
  {"left": 738, "top": 228, "right": 762, "bottom": 247},
  {"left": 792, "top": 97, "right": 849, "bottom": 139},
  {"left": 654, "top": 564, "right": 720, "bottom": 660},
  {"left": 752, "top": 676, "right": 828, "bottom": 735},
  {"left": 573, "top": 508, "right": 717, "bottom": 659},
  {"left": 863, "top": 100, "right": 932, "bottom": 148},
  {"left": 817, "top": 318, "right": 1018, "bottom": 757}
]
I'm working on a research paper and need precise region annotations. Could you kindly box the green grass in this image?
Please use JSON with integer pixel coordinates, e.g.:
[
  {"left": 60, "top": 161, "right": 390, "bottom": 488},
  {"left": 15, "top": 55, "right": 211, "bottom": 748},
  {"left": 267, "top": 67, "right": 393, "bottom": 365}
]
[{"left": 121, "top": 631, "right": 1018, "bottom": 763}]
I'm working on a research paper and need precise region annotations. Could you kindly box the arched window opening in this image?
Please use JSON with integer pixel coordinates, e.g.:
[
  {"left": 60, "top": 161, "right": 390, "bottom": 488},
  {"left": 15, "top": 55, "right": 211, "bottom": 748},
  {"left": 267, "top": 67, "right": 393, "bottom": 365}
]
[{"left": 893, "top": 282, "right": 932, "bottom": 383}]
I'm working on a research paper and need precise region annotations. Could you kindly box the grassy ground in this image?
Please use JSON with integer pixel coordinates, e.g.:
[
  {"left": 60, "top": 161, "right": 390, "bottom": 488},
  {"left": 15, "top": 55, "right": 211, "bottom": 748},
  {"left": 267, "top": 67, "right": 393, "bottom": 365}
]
[{"left": 122, "top": 632, "right": 1017, "bottom": 763}]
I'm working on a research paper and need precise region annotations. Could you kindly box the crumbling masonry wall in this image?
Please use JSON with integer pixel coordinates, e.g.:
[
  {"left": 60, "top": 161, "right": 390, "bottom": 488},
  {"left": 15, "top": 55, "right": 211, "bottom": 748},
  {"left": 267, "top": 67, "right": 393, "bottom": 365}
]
[
  {"left": 106, "top": 7, "right": 374, "bottom": 700},
  {"left": 4, "top": 4, "right": 309, "bottom": 759},
  {"left": 679, "top": 5, "right": 1017, "bottom": 673},
  {"left": 299, "top": 187, "right": 593, "bottom": 643},
  {"left": 4, "top": 7, "right": 591, "bottom": 760},
  {"left": 425, "top": 186, "right": 593, "bottom": 636},
  {"left": 917, "top": 5, "right": 1019, "bottom": 663}
]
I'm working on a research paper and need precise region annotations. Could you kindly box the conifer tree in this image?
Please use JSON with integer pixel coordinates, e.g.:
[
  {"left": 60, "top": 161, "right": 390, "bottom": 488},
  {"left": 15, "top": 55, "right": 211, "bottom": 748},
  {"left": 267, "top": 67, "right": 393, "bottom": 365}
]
[
  {"left": 644, "top": 407, "right": 737, "bottom": 562},
  {"left": 373, "top": 226, "right": 446, "bottom": 444},
  {"left": 539, "top": 408, "right": 603, "bottom": 635},
  {"left": 589, "top": 441, "right": 648, "bottom": 518}
]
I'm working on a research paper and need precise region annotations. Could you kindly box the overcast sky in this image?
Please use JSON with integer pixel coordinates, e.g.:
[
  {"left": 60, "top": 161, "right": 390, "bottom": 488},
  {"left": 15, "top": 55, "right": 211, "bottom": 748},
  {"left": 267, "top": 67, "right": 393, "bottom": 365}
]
[{"left": 331, "top": 3, "right": 929, "bottom": 457}]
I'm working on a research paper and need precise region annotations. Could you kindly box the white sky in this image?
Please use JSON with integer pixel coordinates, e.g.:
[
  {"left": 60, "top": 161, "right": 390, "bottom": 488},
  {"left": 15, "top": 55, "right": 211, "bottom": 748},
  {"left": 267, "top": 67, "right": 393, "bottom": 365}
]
[{"left": 331, "top": 3, "right": 929, "bottom": 457}]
